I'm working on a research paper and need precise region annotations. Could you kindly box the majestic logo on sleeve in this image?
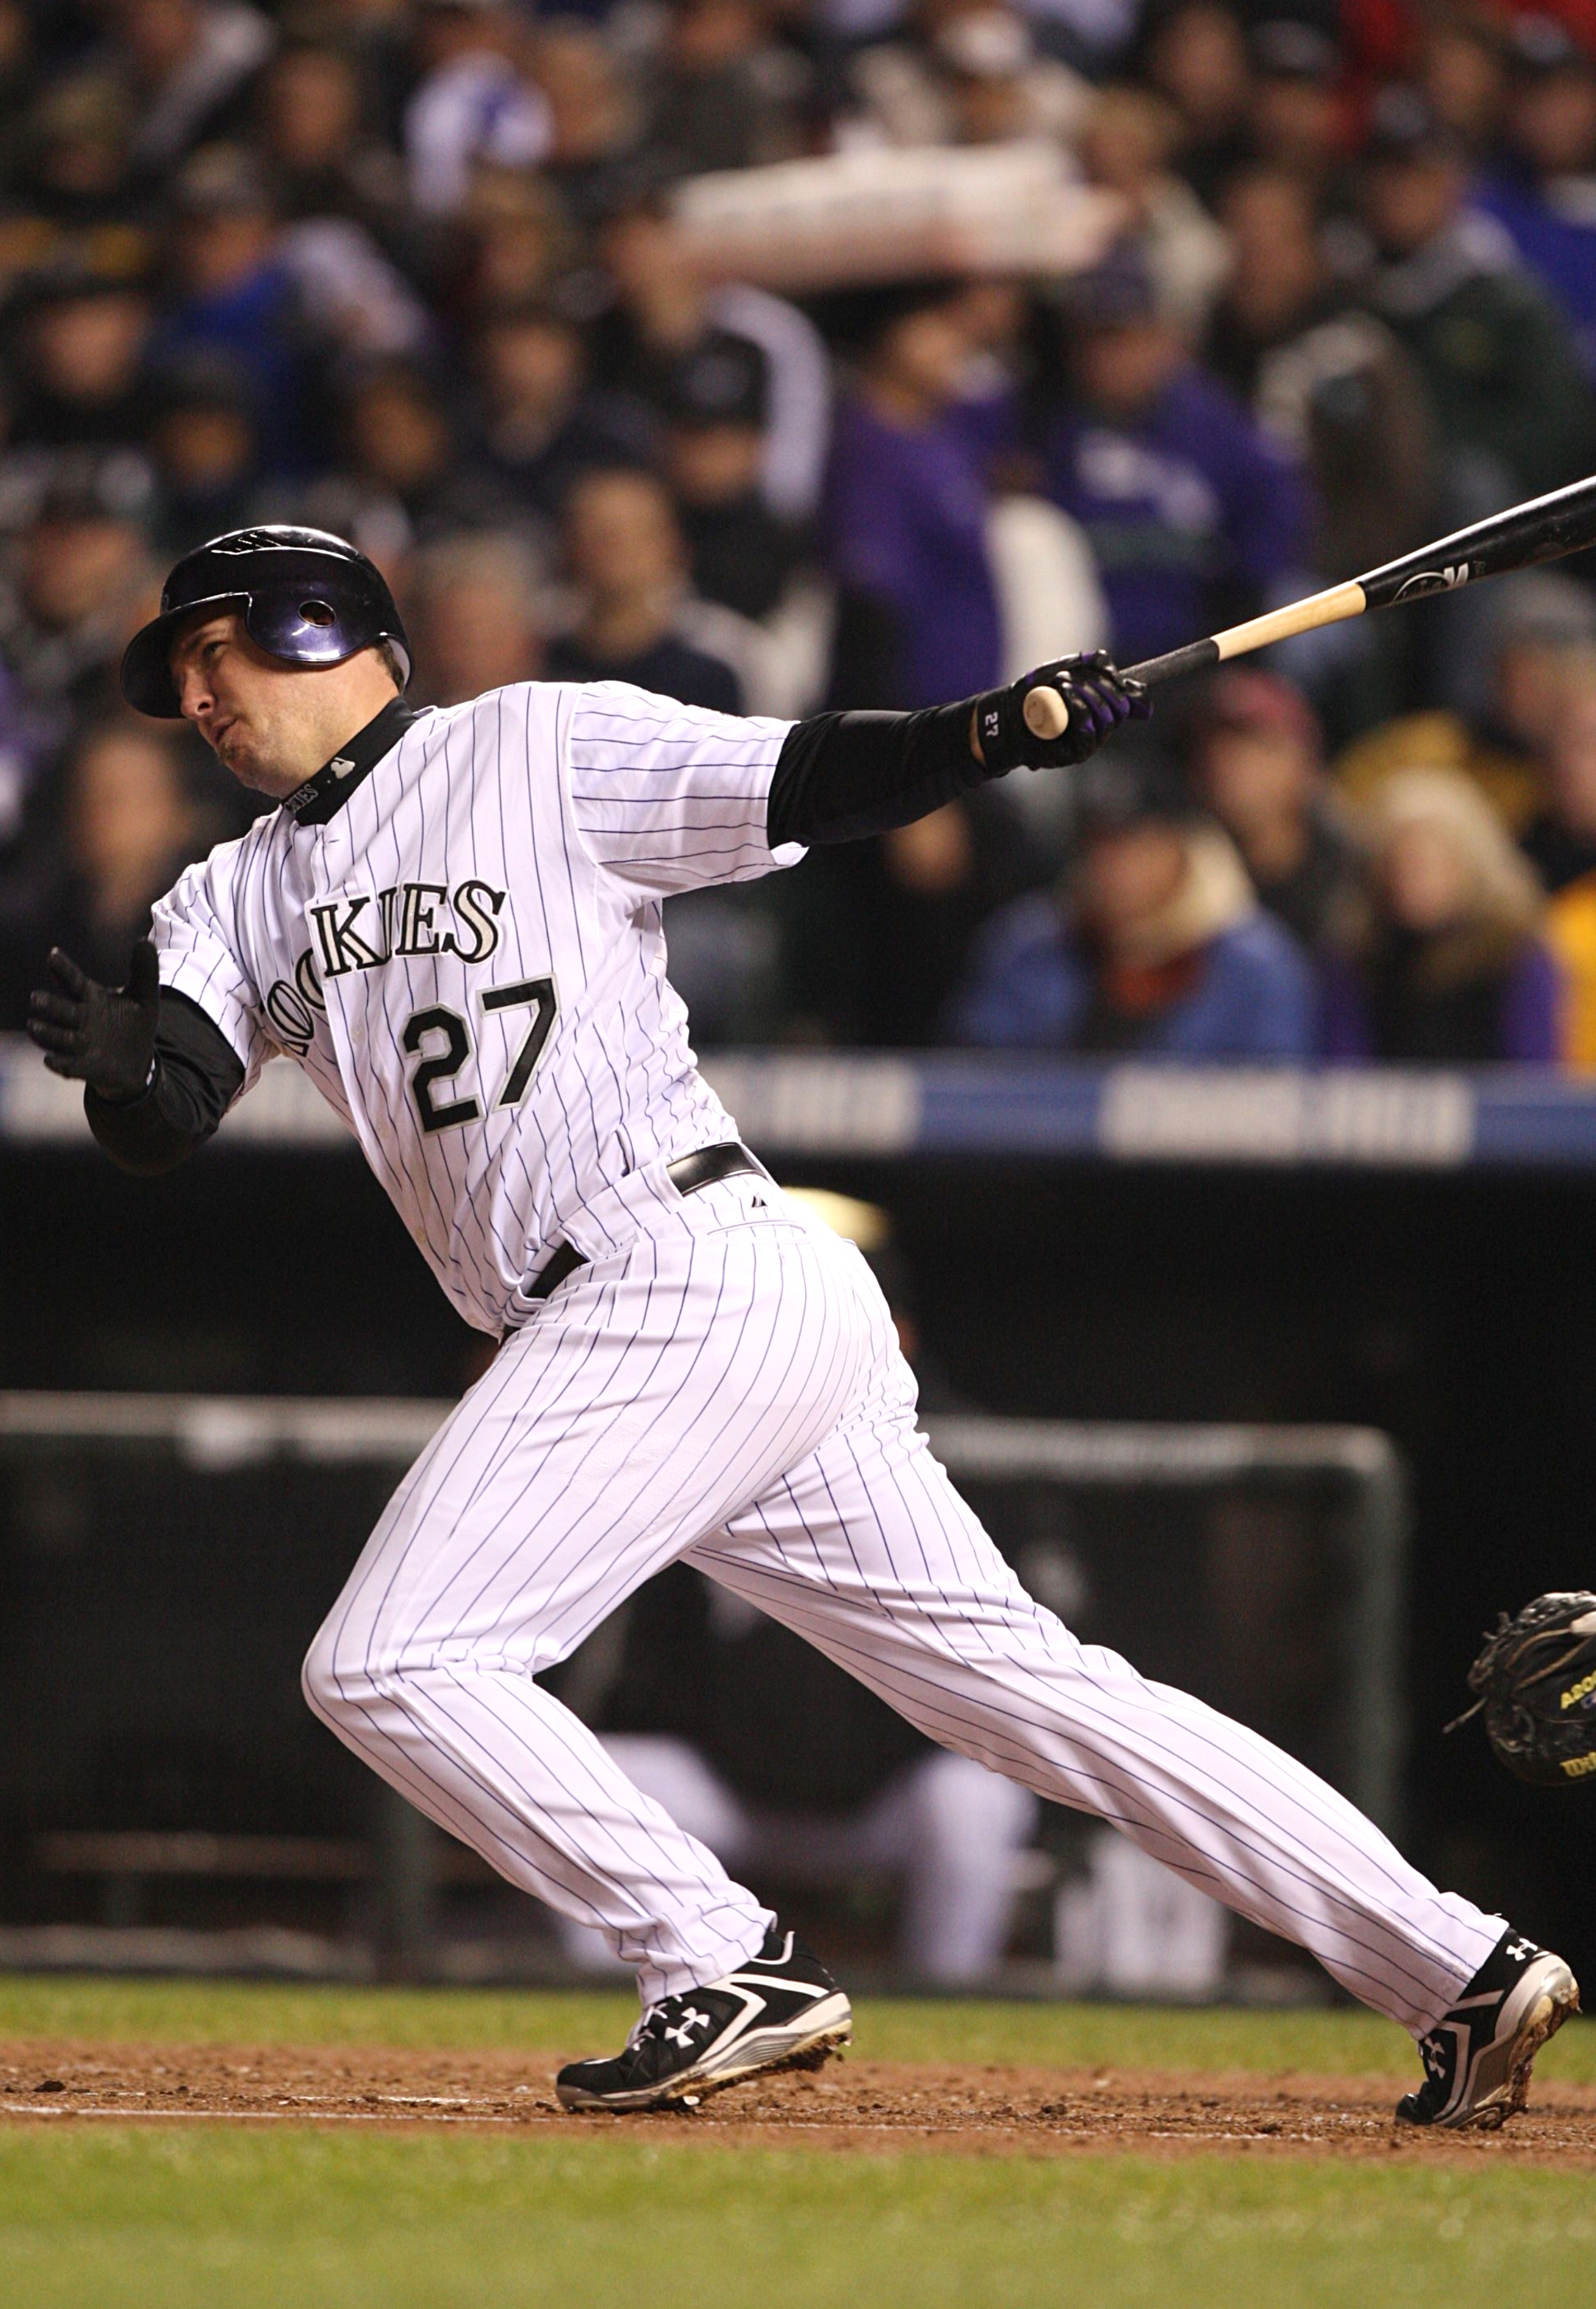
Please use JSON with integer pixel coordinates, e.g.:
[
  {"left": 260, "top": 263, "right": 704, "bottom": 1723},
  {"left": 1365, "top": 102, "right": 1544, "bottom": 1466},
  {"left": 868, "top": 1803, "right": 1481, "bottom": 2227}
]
[{"left": 264, "top": 878, "right": 509, "bottom": 1052}]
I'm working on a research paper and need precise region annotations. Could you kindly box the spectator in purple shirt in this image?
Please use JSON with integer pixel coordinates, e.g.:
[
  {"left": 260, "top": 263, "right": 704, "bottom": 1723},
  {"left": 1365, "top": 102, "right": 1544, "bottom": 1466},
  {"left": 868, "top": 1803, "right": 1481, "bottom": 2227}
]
[
  {"left": 1322, "top": 768, "right": 1563, "bottom": 1064},
  {"left": 1038, "top": 245, "right": 1311, "bottom": 670},
  {"left": 1474, "top": 18, "right": 1596, "bottom": 386},
  {"left": 822, "top": 279, "right": 1004, "bottom": 710}
]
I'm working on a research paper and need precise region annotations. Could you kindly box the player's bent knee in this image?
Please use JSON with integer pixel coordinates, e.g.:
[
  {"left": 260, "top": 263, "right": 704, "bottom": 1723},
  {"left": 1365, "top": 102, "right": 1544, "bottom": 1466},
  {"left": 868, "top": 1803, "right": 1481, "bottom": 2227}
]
[{"left": 301, "top": 1612, "right": 459, "bottom": 1735}]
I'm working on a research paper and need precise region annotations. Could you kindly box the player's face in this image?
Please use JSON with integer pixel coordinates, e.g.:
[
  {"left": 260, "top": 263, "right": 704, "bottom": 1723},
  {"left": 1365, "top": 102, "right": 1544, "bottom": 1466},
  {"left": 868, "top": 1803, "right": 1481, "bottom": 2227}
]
[{"left": 170, "top": 612, "right": 349, "bottom": 798}]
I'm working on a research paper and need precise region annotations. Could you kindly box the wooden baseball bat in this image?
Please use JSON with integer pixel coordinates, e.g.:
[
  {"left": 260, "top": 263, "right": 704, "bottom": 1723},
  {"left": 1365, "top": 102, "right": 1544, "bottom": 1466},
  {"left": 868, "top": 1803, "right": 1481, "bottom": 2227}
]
[{"left": 1021, "top": 470, "right": 1596, "bottom": 741}]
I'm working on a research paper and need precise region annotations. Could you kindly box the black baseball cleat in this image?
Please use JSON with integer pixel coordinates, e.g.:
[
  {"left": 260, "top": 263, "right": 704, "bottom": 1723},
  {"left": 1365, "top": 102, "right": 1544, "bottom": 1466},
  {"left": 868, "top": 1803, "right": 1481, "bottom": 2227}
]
[
  {"left": 1397, "top": 1930, "right": 1580, "bottom": 2130},
  {"left": 556, "top": 1926, "right": 852, "bottom": 2114}
]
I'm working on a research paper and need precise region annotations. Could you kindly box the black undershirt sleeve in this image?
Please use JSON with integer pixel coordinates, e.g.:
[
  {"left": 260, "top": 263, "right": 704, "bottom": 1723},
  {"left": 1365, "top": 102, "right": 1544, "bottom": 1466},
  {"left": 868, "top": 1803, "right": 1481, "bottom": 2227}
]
[
  {"left": 766, "top": 701, "right": 999, "bottom": 850},
  {"left": 84, "top": 987, "right": 246, "bottom": 1176}
]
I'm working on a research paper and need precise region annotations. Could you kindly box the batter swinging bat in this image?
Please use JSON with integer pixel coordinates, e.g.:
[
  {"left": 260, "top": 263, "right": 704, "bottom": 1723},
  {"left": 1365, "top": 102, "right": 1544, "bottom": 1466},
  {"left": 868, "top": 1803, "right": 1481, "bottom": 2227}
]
[{"left": 1022, "top": 471, "right": 1596, "bottom": 741}]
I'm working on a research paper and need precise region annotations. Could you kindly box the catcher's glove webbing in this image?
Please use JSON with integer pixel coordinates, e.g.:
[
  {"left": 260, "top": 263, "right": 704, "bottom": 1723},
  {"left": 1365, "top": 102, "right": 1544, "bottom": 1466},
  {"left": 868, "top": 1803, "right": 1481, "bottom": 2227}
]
[{"left": 1449, "top": 1591, "right": 1596, "bottom": 1786}]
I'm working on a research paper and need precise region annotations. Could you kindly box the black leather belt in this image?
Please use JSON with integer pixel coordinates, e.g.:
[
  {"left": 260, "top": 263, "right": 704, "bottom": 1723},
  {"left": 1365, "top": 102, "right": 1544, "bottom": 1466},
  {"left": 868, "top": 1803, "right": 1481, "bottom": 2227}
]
[{"left": 523, "top": 1142, "right": 766, "bottom": 1304}]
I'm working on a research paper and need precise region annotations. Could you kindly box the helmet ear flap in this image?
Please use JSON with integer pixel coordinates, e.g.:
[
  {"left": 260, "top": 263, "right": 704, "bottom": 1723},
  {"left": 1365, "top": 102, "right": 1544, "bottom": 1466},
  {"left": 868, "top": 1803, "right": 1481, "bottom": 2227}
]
[{"left": 242, "top": 587, "right": 362, "bottom": 670}]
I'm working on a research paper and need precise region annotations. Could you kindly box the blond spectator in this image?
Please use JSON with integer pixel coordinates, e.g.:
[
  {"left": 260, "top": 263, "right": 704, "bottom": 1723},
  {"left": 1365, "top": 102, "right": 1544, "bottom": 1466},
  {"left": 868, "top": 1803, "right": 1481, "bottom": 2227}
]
[
  {"left": 1322, "top": 769, "right": 1562, "bottom": 1063},
  {"left": 1336, "top": 573, "right": 1596, "bottom": 833},
  {"left": 1520, "top": 650, "right": 1596, "bottom": 893}
]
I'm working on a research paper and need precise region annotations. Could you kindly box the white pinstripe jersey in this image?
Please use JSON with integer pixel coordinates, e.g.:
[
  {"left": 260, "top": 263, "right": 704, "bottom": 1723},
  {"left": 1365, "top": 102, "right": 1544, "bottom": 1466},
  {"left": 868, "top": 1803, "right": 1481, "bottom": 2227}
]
[{"left": 149, "top": 681, "right": 802, "bottom": 1332}]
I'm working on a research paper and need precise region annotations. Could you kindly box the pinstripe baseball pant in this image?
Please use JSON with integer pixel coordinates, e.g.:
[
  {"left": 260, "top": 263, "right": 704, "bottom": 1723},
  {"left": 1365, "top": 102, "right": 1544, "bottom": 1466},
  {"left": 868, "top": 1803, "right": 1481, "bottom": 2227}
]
[{"left": 302, "top": 1175, "right": 1502, "bottom": 2030}]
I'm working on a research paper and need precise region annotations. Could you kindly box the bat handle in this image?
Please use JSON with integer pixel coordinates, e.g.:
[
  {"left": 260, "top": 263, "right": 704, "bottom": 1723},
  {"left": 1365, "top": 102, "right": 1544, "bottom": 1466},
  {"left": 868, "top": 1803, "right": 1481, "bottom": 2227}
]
[
  {"left": 1121, "top": 638, "right": 1222, "bottom": 688},
  {"left": 1020, "top": 637, "right": 1222, "bottom": 740}
]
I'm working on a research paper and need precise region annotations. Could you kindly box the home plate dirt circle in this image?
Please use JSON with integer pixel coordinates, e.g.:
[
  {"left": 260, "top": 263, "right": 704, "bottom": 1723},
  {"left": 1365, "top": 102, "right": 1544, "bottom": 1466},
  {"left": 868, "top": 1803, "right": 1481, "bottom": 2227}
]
[{"left": 4, "top": 2040, "right": 1595, "bottom": 2162}]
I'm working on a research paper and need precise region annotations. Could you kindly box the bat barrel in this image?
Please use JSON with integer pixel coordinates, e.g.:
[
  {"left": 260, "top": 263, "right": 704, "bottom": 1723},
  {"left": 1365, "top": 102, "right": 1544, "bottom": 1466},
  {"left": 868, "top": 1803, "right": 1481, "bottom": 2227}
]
[
  {"left": 1020, "top": 473, "right": 1596, "bottom": 734},
  {"left": 1359, "top": 471, "right": 1596, "bottom": 611}
]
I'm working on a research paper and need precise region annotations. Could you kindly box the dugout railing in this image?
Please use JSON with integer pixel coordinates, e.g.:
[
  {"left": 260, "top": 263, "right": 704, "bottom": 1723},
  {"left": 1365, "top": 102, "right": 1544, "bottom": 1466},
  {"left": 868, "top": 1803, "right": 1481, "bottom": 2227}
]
[{"left": 0, "top": 1393, "right": 1407, "bottom": 1983}]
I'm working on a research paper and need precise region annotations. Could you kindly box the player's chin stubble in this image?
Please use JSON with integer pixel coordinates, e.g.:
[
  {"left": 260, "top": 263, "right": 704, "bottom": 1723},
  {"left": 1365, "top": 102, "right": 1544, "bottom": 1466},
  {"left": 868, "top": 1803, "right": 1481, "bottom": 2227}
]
[{"left": 212, "top": 720, "right": 299, "bottom": 800}]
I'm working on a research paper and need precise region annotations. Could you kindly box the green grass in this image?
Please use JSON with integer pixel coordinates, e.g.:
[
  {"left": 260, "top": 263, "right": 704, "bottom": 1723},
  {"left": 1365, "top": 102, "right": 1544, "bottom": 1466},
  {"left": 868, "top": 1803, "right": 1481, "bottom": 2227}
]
[
  {"left": 2, "top": 2128, "right": 1594, "bottom": 2309},
  {"left": 1, "top": 1970, "right": 1594, "bottom": 2081},
  {"left": 2, "top": 1977, "right": 1593, "bottom": 2308}
]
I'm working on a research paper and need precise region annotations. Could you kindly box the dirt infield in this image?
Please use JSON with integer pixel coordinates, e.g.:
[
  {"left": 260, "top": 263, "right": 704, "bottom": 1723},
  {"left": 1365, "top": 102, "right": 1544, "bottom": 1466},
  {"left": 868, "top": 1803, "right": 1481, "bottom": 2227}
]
[{"left": 4, "top": 2038, "right": 1594, "bottom": 2162}]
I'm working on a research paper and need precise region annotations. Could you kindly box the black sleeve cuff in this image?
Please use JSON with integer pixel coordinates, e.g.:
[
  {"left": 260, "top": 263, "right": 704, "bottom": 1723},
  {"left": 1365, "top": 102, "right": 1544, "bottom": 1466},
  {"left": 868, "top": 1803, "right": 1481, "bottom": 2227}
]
[{"left": 767, "top": 700, "right": 995, "bottom": 849}]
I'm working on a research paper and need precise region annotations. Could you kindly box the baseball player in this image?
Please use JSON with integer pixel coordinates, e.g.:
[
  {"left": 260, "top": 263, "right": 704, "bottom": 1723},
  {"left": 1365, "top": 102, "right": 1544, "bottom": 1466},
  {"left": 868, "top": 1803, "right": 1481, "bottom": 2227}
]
[{"left": 29, "top": 526, "right": 1577, "bottom": 2128}]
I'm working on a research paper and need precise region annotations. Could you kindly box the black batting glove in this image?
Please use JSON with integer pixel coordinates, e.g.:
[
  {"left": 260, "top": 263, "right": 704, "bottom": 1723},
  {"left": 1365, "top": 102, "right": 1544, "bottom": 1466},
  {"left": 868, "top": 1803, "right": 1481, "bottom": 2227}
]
[
  {"left": 28, "top": 940, "right": 161, "bottom": 1102},
  {"left": 972, "top": 650, "right": 1151, "bottom": 774}
]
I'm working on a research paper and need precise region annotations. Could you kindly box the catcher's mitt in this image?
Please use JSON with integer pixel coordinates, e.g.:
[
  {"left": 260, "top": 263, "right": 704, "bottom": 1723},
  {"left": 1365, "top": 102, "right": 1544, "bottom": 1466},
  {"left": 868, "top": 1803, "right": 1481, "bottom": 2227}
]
[{"left": 1450, "top": 1591, "right": 1596, "bottom": 1786}]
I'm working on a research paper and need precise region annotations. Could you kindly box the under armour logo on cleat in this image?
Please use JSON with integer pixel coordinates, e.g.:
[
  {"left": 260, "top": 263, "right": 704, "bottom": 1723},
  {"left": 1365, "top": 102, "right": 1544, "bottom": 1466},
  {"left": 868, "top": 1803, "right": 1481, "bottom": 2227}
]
[
  {"left": 664, "top": 2007, "right": 710, "bottom": 2048},
  {"left": 1506, "top": 1938, "right": 1535, "bottom": 1963}
]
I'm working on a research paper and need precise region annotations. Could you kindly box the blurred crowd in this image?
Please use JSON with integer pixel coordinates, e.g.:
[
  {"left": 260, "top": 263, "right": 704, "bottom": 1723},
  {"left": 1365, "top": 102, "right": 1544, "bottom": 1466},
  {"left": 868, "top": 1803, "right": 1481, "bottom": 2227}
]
[{"left": 2, "top": 0, "right": 1596, "bottom": 1064}]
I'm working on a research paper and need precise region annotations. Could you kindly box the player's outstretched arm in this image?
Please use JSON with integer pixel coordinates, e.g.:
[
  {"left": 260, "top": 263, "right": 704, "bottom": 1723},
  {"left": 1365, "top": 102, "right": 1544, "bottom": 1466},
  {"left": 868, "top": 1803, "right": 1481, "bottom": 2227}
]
[
  {"left": 766, "top": 651, "right": 1149, "bottom": 850},
  {"left": 27, "top": 941, "right": 244, "bottom": 1175}
]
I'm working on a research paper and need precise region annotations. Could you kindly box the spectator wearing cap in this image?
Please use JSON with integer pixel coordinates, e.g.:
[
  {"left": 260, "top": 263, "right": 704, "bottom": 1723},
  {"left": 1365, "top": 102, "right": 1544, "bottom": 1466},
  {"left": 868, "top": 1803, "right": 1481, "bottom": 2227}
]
[
  {"left": 1474, "top": 18, "right": 1596, "bottom": 383},
  {"left": 545, "top": 465, "right": 743, "bottom": 710},
  {"left": 100, "top": 0, "right": 276, "bottom": 182},
  {"left": 142, "top": 353, "right": 261, "bottom": 556},
  {"left": 474, "top": 303, "right": 653, "bottom": 531},
  {"left": 1336, "top": 570, "right": 1596, "bottom": 834},
  {"left": 1247, "top": 19, "right": 1354, "bottom": 210},
  {"left": 1322, "top": 767, "right": 1563, "bottom": 1063},
  {"left": 403, "top": 0, "right": 552, "bottom": 219},
  {"left": 0, "top": 464, "right": 156, "bottom": 747},
  {"left": 592, "top": 186, "right": 833, "bottom": 526},
  {"left": 950, "top": 750, "right": 1317, "bottom": 1057},
  {"left": 1037, "top": 243, "right": 1311, "bottom": 671},
  {"left": 823, "top": 278, "right": 1005, "bottom": 710},
  {"left": 1190, "top": 670, "right": 1362, "bottom": 955},
  {"left": 147, "top": 146, "right": 305, "bottom": 473},
  {"left": 664, "top": 336, "right": 809, "bottom": 623},
  {"left": 9, "top": 262, "right": 155, "bottom": 452},
  {"left": 539, "top": 457, "right": 795, "bottom": 1037},
  {"left": 1351, "top": 83, "right": 1592, "bottom": 503},
  {"left": 797, "top": 273, "right": 1081, "bottom": 1041}
]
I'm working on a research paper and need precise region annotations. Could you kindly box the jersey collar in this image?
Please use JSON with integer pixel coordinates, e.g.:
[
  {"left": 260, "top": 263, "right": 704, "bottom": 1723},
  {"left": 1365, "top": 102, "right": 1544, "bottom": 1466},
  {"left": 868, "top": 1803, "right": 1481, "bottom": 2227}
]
[{"left": 279, "top": 697, "right": 423, "bottom": 827}]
